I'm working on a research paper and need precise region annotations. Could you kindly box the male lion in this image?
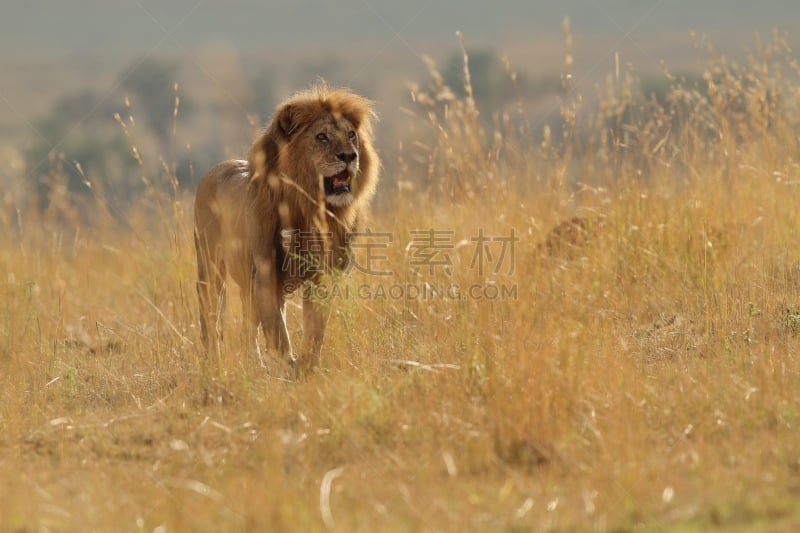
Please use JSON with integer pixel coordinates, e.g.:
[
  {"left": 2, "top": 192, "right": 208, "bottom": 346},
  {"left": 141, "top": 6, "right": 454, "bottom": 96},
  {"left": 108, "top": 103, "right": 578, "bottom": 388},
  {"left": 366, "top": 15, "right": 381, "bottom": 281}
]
[{"left": 193, "top": 85, "right": 378, "bottom": 373}]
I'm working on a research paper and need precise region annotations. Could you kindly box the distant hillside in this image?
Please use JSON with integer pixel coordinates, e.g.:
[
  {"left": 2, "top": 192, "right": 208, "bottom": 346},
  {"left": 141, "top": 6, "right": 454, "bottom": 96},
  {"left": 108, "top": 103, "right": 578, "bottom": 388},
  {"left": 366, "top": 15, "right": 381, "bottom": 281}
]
[{"left": 3, "top": 0, "right": 800, "bottom": 178}]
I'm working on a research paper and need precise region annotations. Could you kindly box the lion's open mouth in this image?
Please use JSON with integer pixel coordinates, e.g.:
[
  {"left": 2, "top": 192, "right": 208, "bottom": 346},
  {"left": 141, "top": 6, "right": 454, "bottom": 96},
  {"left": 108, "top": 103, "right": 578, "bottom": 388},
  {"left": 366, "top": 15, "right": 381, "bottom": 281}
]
[{"left": 324, "top": 170, "right": 352, "bottom": 195}]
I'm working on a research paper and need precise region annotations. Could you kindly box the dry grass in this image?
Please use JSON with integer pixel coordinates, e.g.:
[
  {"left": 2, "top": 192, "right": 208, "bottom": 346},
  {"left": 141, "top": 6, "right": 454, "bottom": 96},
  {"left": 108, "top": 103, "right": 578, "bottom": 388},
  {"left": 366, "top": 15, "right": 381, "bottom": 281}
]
[{"left": 2, "top": 30, "right": 800, "bottom": 531}]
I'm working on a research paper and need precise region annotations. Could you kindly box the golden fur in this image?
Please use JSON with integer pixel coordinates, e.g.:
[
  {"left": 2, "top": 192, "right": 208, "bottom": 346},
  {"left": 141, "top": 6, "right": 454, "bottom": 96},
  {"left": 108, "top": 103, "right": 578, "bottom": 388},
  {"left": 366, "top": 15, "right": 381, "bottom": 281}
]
[{"left": 194, "top": 85, "right": 379, "bottom": 373}]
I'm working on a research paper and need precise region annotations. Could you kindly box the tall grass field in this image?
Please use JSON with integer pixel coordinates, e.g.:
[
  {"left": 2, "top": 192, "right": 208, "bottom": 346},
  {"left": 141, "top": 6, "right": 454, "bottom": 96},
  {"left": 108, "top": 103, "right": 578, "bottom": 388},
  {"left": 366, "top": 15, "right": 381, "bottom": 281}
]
[{"left": 2, "top": 30, "right": 800, "bottom": 530}]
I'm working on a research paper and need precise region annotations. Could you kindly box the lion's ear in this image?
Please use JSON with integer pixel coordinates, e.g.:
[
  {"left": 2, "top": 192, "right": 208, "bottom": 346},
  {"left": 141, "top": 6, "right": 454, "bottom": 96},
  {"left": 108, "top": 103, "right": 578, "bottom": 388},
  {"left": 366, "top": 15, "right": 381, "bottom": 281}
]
[{"left": 276, "top": 104, "right": 297, "bottom": 139}]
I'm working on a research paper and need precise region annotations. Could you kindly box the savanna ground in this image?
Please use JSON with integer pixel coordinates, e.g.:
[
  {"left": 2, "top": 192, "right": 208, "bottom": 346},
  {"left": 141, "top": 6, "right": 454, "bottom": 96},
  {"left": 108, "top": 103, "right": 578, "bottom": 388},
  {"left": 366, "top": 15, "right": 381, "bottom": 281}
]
[{"left": 2, "top": 30, "right": 800, "bottom": 531}]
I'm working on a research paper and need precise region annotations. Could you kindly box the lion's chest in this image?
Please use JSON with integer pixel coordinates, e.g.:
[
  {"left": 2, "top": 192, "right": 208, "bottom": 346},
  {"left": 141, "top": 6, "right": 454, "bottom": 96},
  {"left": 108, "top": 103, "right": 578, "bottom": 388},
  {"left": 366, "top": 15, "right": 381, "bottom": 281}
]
[{"left": 277, "top": 229, "right": 350, "bottom": 283}]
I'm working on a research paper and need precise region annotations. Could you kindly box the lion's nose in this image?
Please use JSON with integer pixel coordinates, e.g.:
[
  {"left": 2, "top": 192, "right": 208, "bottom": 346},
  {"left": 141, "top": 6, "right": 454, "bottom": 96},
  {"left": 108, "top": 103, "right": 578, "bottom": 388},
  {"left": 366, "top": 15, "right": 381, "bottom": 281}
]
[{"left": 337, "top": 152, "right": 357, "bottom": 164}]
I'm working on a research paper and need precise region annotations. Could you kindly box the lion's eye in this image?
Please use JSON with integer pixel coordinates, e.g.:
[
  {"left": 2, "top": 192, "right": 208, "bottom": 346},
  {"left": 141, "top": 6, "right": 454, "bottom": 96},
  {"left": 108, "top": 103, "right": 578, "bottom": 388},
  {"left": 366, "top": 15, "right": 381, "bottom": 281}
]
[
  {"left": 316, "top": 133, "right": 329, "bottom": 143},
  {"left": 347, "top": 131, "right": 357, "bottom": 141}
]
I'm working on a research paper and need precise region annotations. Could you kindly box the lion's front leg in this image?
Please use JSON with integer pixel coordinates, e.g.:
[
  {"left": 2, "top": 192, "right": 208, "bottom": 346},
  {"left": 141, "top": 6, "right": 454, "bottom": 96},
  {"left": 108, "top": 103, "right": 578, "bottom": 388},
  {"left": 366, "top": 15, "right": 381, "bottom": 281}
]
[
  {"left": 253, "top": 263, "right": 293, "bottom": 364},
  {"left": 296, "top": 283, "right": 331, "bottom": 374}
]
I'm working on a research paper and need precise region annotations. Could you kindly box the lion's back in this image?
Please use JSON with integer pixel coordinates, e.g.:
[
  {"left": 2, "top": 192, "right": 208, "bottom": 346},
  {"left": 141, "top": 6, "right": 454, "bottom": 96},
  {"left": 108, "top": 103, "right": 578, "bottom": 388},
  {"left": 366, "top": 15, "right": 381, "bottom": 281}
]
[{"left": 196, "top": 159, "right": 249, "bottom": 198}]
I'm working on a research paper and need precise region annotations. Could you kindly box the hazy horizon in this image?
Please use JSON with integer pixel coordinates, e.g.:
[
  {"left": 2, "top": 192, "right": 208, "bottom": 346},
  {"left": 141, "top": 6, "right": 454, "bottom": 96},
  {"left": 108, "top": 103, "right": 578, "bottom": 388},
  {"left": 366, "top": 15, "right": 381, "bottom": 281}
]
[{"left": 3, "top": 1, "right": 799, "bottom": 54}]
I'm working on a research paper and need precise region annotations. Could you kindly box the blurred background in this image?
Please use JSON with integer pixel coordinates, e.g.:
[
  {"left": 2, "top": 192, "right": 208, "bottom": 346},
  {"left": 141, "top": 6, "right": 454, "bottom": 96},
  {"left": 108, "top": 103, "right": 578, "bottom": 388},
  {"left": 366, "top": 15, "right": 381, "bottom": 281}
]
[{"left": 2, "top": 0, "right": 799, "bottom": 213}]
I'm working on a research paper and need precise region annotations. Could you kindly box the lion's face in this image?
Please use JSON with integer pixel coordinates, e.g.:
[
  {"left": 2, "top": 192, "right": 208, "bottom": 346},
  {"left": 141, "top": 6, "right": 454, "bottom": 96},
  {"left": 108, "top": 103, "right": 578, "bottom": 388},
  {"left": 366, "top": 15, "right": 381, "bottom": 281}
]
[
  {"left": 249, "top": 86, "right": 378, "bottom": 215},
  {"left": 303, "top": 113, "right": 360, "bottom": 208}
]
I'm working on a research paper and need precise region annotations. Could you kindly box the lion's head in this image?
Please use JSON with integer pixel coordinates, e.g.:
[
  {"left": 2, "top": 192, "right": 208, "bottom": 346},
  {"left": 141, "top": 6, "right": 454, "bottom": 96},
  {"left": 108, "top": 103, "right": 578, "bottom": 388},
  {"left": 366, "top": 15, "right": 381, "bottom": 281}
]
[{"left": 248, "top": 85, "right": 378, "bottom": 213}]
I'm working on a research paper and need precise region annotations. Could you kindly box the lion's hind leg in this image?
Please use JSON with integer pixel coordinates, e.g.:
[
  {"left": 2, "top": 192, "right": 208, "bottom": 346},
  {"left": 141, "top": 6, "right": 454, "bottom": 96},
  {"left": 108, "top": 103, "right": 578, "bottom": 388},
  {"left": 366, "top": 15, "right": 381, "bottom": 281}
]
[{"left": 195, "top": 227, "right": 227, "bottom": 353}]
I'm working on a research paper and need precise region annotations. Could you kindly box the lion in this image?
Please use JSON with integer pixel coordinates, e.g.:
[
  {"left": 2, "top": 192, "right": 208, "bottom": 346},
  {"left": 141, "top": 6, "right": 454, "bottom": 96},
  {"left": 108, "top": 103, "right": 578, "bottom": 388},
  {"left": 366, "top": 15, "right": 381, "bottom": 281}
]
[
  {"left": 193, "top": 85, "right": 379, "bottom": 374},
  {"left": 538, "top": 216, "right": 605, "bottom": 259}
]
